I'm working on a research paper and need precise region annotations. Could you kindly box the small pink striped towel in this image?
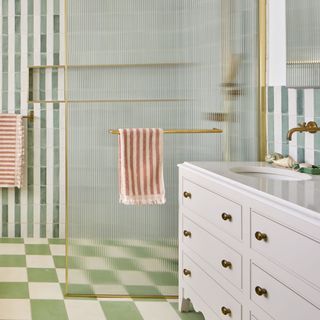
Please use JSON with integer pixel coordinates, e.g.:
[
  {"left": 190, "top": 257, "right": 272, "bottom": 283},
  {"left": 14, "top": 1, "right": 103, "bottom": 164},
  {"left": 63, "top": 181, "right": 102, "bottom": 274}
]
[
  {"left": 118, "top": 128, "right": 166, "bottom": 205},
  {"left": 0, "top": 114, "right": 24, "bottom": 188}
]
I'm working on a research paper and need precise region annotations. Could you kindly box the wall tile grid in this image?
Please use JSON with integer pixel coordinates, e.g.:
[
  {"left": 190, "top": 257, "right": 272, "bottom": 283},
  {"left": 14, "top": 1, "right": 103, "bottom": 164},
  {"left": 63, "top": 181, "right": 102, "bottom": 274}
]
[
  {"left": 0, "top": 0, "right": 65, "bottom": 238},
  {"left": 267, "top": 86, "right": 320, "bottom": 165}
]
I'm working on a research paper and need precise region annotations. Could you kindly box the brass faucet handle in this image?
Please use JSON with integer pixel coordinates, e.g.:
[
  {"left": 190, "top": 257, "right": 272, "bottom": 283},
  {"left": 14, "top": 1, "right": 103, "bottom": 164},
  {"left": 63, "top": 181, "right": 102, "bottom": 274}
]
[
  {"left": 306, "top": 121, "right": 318, "bottom": 133},
  {"left": 298, "top": 122, "right": 307, "bottom": 128}
]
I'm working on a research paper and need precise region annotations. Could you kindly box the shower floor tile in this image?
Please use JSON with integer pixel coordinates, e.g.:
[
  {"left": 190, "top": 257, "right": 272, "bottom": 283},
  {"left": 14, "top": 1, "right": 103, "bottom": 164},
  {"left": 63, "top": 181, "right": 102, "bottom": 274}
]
[{"left": 0, "top": 238, "right": 205, "bottom": 320}]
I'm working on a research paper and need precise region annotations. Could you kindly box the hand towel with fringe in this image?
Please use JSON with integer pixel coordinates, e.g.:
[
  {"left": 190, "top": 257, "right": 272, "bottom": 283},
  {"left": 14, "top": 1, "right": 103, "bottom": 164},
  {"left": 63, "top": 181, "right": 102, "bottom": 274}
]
[
  {"left": 118, "top": 128, "right": 166, "bottom": 205},
  {"left": 0, "top": 114, "right": 24, "bottom": 188}
]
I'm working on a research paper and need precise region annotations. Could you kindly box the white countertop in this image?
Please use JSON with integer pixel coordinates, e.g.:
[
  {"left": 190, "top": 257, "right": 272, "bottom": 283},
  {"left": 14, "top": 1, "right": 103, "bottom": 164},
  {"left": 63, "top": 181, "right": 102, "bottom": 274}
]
[{"left": 180, "top": 161, "right": 320, "bottom": 218}]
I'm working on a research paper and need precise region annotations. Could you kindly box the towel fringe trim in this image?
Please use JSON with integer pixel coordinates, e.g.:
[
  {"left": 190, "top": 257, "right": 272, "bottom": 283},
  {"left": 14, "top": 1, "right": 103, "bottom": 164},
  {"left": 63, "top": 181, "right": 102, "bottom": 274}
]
[{"left": 119, "top": 195, "right": 166, "bottom": 205}]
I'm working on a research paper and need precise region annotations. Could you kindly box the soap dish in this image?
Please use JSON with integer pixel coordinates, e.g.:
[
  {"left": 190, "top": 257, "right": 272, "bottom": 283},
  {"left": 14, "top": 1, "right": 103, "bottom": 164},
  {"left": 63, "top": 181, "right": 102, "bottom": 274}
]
[{"left": 298, "top": 167, "right": 320, "bottom": 175}]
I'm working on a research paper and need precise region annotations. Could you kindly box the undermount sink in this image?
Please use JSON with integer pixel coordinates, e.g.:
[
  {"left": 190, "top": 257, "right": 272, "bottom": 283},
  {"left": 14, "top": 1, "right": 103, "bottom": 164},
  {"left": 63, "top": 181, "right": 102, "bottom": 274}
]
[{"left": 230, "top": 166, "right": 312, "bottom": 181}]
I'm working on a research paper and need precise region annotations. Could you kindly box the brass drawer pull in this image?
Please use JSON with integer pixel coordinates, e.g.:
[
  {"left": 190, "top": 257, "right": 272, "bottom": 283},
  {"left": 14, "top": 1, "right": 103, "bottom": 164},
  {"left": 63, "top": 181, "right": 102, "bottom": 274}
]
[
  {"left": 221, "top": 259, "right": 232, "bottom": 269},
  {"left": 183, "top": 191, "right": 192, "bottom": 199},
  {"left": 183, "top": 230, "right": 192, "bottom": 238},
  {"left": 183, "top": 268, "right": 191, "bottom": 277},
  {"left": 221, "top": 306, "right": 232, "bottom": 316},
  {"left": 221, "top": 212, "right": 232, "bottom": 221},
  {"left": 255, "top": 231, "right": 268, "bottom": 241},
  {"left": 255, "top": 286, "right": 268, "bottom": 297}
]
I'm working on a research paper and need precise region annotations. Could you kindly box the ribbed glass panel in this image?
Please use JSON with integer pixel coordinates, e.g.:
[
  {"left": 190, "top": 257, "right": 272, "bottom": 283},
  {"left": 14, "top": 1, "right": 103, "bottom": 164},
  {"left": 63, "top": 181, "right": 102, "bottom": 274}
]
[
  {"left": 220, "top": 0, "right": 259, "bottom": 160},
  {"left": 66, "top": 0, "right": 259, "bottom": 296},
  {"left": 287, "top": 0, "right": 320, "bottom": 87}
]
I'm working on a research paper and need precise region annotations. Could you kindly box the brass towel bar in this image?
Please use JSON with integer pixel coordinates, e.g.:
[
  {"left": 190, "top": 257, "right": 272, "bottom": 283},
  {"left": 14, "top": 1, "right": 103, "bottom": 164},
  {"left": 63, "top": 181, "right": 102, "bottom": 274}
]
[
  {"left": 287, "top": 60, "right": 320, "bottom": 65},
  {"left": 22, "top": 111, "right": 34, "bottom": 121},
  {"left": 108, "top": 128, "right": 223, "bottom": 135}
]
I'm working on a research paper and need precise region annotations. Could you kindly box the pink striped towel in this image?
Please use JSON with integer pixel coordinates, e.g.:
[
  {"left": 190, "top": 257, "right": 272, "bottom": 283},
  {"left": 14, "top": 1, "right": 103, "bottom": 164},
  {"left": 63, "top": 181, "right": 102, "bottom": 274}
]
[
  {"left": 118, "top": 128, "right": 166, "bottom": 205},
  {"left": 0, "top": 114, "right": 24, "bottom": 188}
]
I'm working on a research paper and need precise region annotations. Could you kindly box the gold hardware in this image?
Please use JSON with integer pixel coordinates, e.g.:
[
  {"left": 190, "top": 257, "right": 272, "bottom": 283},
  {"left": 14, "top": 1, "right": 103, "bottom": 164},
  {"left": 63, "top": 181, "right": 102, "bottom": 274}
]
[
  {"left": 64, "top": 293, "right": 177, "bottom": 299},
  {"left": 183, "top": 191, "right": 192, "bottom": 199},
  {"left": 255, "top": 286, "right": 268, "bottom": 297},
  {"left": 29, "top": 99, "right": 191, "bottom": 104},
  {"left": 287, "top": 60, "right": 320, "bottom": 65},
  {"left": 287, "top": 121, "right": 320, "bottom": 141},
  {"left": 109, "top": 128, "right": 223, "bottom": 135},
  {"left": 22, "top": 111, "right": 34, "bottom": 122},
  {"left": 255, "top": 231, "right": 268, "bottom": 241},
  {"left": 221, "top": 259, "right": 232, "bottom": 269},
  {"left": 28, "top": 65, "right": 65, "bottom": 69},
  {"left": 29, "top": 62, "right": 193, "bottom": 69},
  {"left": 183, "top": 230, "right": 192, "bottom": 238},
  {"left": 221, "top": 212, "right": 232, "bottom": 221},
  {"left": 204, "top": 112, "right": 236, "bottom": 122},
  {"left": 221, "top": 306, "right": 232, "bottom": 316},
  {"left": 183, "top": 269, "right": 191, "bottom": 277},
  {"left": 259, "top": 0, "right": 267, "bottom": 161}
]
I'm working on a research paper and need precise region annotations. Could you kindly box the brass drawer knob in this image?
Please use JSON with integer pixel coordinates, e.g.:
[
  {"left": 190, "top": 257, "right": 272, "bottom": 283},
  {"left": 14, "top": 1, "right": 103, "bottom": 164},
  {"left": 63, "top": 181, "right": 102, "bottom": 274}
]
[
  {"left": 221, "top": 306, "right": 232, "bottom": 316},
  {"left": 221, "top": 212, "right": 232, "bottom": 221},
  {"left": 221, "top": 259, "right": 232, "bottom": 269},
  {"left": 183, "top": 191, "right": 192, "bottom": 199},
  {"left": 255, "top": 231, "right": 268, "bottom": 241},
  {"left": 255, "top": 286, "right": 268, "bottom": 297},
  {"left": 183, "top": 230, "right": 192, "bottom": 238},
  {"left": 183, "top": 268, "right": 191, "bottom": 277}
]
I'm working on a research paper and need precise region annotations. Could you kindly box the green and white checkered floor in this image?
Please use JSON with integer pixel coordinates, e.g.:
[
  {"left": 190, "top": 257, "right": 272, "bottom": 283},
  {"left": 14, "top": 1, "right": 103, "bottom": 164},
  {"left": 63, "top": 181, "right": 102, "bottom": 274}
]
[{"left": 0, "top": 238, "right": 204, "bottom": 320}]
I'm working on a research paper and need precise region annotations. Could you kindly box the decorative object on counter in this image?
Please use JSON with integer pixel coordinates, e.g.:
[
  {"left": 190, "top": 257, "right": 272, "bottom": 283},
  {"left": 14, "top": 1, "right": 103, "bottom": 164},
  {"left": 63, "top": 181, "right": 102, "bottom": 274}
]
[
  {"left": 265, "top": 152, "right": 284, "bottom": 163},
  {"left": 287, "top": 121, "right": 320, "bottom": 141},
  {"left": 272, "top": 156, "right": 297, "bottom": 168},
  {"left": 265, "top": 153, "right": 298, "bottom": 168},
  {"left": 293, "top": 164, "right": 320, "bottom": 175}
]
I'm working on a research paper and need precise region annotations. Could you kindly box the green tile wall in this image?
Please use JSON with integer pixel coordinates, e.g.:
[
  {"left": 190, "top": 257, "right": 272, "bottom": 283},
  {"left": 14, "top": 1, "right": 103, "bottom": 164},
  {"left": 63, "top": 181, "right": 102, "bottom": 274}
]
[
  {"left": 0, "top": 0, "right": 64, "bottom": 238},
  {"left": 267, "top": 86, "right": 320, "bottom": 165}
]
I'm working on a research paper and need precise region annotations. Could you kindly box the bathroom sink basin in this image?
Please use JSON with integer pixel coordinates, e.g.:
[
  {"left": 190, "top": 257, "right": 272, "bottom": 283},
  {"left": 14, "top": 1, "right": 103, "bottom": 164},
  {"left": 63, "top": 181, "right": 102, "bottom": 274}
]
[{"left": 230, "top": 166, "right": 312, "bottom": 181}]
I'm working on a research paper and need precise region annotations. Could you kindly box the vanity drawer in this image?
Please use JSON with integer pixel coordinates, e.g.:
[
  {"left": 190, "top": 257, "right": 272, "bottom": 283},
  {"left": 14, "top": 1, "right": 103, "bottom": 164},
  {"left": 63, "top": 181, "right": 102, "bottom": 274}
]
[
  {"left": 251, "top": 212, "right": 320, "bottom": 289},
  {"left": 182, "top": 217, "right": 242, "bottom": 289},
  {"left": 251, "top": 264, "right": 320, "bottom": 320},
  {"left": 182, "top": 179, "right": 242, "bottom": 240},
  {"left": 182, "top": 253, "right": 242, "bottom": 320}
]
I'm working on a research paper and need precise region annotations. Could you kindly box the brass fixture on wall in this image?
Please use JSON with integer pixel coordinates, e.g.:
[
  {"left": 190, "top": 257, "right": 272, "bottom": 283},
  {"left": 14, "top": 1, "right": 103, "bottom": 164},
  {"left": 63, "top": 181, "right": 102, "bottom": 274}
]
[
  {"left": 108, "top": 128, "right": 223, "bottom": 135},
  {"left": 22, "top": 111, "right": 34, "bottom": 122},
  {"left": 287, "top": 121, "right": 320, "bottom": 141}
]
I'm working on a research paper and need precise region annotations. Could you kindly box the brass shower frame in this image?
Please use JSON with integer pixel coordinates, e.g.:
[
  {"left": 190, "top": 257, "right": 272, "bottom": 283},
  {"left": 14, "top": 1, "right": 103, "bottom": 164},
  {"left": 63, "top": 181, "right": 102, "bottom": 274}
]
[
  {"left": 62, "top": 0, "right": 268, "bottom": 299},
  {"left": 259, "top": 0, "right": 267, "bottom": 160}
]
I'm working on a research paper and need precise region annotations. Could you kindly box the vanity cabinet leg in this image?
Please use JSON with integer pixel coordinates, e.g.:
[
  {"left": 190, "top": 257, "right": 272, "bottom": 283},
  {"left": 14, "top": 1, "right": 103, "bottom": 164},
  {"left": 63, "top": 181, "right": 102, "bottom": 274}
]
[
  {"left": 179, "top": 287, "right": 192, "bottom": 312},
  {"left": 180, "top": 297, "right": 191, "bottom": 312}
]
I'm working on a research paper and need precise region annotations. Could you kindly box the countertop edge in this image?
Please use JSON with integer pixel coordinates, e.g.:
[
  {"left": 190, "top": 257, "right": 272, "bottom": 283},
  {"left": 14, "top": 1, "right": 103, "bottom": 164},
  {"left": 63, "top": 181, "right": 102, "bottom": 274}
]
[{"left": 178, "top": 162, "right": 320, "bottom": 223}]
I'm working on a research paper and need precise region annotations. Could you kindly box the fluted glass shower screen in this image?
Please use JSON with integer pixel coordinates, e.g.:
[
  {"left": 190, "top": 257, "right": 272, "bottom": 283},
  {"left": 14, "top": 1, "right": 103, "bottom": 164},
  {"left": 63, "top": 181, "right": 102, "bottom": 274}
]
[
  {"left": 286, "top": 0, "right": 320, "bottom": 87},
  {"left": 65, "top": 0, "right": 260, "bottom": 297}
]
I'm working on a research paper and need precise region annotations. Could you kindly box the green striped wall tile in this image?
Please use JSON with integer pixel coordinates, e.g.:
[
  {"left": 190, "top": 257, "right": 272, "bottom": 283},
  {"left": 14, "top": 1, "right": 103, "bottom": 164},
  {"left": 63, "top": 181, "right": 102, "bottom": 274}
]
[
  {"left": 267, "top": 86, "right": 318, "bottom": 165},
  {"left": 0, "top": 0, "right": 64, "bottom": 238}
]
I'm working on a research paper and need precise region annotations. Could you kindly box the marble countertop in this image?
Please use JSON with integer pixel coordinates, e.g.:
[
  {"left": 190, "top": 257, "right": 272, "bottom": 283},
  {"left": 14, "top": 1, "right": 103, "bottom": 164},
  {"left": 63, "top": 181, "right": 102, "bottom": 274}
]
[{"left": 180, "top": 161, "right": 320, "bottom": 218}]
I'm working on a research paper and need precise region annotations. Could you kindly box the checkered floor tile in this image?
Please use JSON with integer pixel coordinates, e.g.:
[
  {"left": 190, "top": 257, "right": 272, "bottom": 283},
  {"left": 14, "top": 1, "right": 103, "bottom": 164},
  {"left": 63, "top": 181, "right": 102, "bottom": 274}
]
[{"left": 0, "top": 238, "right": 204, "bottom": 320}]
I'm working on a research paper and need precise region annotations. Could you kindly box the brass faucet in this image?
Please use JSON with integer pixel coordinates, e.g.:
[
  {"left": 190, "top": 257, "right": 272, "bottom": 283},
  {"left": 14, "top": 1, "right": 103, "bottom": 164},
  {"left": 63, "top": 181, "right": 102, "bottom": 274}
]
[{"left": 287, "top": 121, "right": 320, "bottom": 141}]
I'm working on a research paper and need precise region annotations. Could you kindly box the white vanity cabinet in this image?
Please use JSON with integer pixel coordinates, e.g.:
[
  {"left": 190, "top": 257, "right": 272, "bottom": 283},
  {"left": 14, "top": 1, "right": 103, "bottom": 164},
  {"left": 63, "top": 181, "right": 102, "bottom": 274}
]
[{"left": 178, "top": 162, "right": 320, "bottom": 320}]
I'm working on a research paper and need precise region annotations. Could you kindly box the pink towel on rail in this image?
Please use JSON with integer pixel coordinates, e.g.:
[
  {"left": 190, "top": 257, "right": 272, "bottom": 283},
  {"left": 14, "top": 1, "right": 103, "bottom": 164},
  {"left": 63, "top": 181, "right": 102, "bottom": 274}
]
[
  {"left": 118, "top": 128, "right": 165, "bottom": 205},
  {"left": 0, "top": 114, "right": 24, "bottom": 188}
]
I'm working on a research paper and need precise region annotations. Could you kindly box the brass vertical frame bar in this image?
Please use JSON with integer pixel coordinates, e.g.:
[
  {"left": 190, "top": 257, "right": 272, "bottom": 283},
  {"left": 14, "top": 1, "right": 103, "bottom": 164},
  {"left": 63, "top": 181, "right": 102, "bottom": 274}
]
[
  {"left": 64, "top": 0, "right": 69, "bottom": 296},
  {"left": 259, "top": 0, "right": 267, "bottom": 160},
  {"left": 28, "top": 68, "right": 33, "bottom": 101}
]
